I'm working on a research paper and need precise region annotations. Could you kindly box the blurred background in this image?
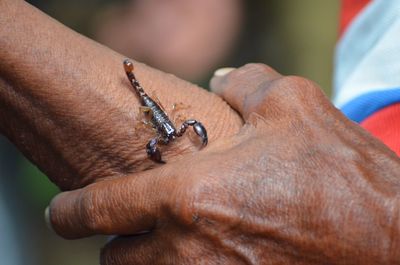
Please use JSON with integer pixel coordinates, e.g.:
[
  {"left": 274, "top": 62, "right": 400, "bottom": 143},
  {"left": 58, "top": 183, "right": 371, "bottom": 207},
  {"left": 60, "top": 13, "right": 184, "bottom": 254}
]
[{"left": 0, "top": 0, "right": 339, "bottom": 264}]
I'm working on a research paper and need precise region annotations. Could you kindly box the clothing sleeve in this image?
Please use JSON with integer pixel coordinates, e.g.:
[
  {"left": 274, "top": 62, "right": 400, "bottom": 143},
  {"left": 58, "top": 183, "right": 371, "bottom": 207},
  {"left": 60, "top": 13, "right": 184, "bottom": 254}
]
[{"left": 334, "top": 0, "right": 400, "bottom": 155}]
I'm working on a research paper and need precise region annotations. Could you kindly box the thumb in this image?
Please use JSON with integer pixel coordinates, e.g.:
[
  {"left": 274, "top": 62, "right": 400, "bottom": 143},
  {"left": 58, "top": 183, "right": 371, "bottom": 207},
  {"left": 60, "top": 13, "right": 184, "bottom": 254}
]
[
  {"left": 47, "top": 166, "right": 175, "bottom": 239},
  {"left": 210, "top": 63, "right": 281, "bottom": 119}
]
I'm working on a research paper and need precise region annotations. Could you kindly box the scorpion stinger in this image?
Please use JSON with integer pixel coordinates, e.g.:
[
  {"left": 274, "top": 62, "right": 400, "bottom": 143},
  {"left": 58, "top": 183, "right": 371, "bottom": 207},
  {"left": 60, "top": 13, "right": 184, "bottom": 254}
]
[{"left": 123, "top": 59, "right": 208, "bottom": 163}]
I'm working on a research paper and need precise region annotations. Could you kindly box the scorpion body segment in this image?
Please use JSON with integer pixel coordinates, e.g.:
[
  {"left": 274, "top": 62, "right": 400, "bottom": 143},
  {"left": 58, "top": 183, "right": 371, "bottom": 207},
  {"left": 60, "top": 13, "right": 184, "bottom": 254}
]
[
  {"left": 142, "top": 94, "right": 177, "bottom": 139},
  {"left": 123, "top": 59, "right": 208, "bottom": 163}
]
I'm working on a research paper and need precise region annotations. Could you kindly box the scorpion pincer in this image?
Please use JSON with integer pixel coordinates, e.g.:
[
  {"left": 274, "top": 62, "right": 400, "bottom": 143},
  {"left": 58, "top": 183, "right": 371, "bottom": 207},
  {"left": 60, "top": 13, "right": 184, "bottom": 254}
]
[{"left": 123, "top": 59, "right": 208, "bottom": 163}]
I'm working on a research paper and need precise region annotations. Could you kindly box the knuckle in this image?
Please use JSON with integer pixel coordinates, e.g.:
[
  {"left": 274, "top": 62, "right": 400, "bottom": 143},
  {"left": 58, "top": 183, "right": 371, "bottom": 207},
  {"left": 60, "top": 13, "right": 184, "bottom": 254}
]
[
  {"left": 168, "top": 173, "right": 229, "bottom": 229},
  {"left": 169, "top": 189, "right": 196, "bottom": 225},
  {"left": 277, "top": 75, "right": 319, "bottom": 95},
  {"left": 244, "top": 75, "right": 324, "bottom": 119},
  {"left": 167, "top": 178, "right": 207, "bottom": 226},
  {"left": 231, "top": 63, "right": 272, "bottom": 80},
  {"left": 281, "top": 75, "right": 309, "bottom": 85},
  {"left": 242, "top": 63, "right": 272, "bottom": 73},
  {"left": 226, "top": 63, "right": 272, "bottom": 83},
  {"left": 258, "top": 75, "right": 319, "bottom": 104}
]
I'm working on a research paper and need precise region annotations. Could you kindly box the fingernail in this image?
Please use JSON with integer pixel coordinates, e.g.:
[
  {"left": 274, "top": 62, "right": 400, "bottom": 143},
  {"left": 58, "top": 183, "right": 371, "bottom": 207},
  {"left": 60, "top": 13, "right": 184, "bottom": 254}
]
[
  {"left": 213, "top": 67, "right": 236, "bottom": 77},
  {"left": 211, "top": 67, "right": 236, "bottom": 94},
  {"left": 44, "top": 206, "right": 54, "bottom": 233}
]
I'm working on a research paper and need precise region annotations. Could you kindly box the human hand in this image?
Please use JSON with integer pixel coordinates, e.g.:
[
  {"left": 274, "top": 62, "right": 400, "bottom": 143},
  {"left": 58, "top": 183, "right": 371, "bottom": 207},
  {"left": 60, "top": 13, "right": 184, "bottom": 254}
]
[
  {"left": 0, "top": 1, "right": 242, "bottom": 190},
  {"left": 49, "top": 64, "right": 400, "bottom": 264}
]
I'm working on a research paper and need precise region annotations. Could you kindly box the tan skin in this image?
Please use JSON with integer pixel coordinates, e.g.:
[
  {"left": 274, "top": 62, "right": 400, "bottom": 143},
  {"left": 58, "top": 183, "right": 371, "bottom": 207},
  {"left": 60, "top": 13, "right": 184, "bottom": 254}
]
[
  {"left": 1, "top": 1, "right": 400, "bottom": 264},
  {"left": 50, "top": 65, "right": 400, "bottom": 264},
  {"left": 0, "top": 0, "right": 242, "bottom": 190}
]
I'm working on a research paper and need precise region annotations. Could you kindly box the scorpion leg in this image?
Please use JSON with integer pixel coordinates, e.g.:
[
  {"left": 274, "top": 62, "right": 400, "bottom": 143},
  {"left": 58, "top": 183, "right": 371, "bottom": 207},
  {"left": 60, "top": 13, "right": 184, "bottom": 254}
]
[
  {"left": 146, "top": 137, "right": 165, "bottom": 164},
  {"left": 139, "top": 106, "right": 153, "bottom": 126},
  {"left": 139, "top": 106, "right": 152, "bottom": 115},
  {"left": 177, "top": 119, "right": 208, "bottom": 146}
]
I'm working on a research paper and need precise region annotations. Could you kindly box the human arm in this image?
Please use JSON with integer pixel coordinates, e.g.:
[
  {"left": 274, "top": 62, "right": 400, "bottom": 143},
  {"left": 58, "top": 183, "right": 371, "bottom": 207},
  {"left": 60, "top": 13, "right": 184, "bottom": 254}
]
[
  {"left": 49, "top": 64, "right": 400, "bottom": 264},
  {"left": 0, "top": 0, "right": 242, "bottom": 190}
]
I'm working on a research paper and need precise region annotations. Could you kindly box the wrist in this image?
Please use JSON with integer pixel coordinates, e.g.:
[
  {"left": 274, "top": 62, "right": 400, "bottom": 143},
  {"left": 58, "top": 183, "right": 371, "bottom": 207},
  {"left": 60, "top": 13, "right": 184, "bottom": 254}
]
[{"left": 0, "top": 1, "right": 242, "bottom": 190}]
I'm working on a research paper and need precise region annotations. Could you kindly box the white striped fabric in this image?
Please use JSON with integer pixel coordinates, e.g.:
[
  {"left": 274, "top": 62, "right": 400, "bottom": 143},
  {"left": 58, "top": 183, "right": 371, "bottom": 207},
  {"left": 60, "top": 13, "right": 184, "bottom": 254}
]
[{"left": 334, "top": 0, "right": 400, "bottom": 122}]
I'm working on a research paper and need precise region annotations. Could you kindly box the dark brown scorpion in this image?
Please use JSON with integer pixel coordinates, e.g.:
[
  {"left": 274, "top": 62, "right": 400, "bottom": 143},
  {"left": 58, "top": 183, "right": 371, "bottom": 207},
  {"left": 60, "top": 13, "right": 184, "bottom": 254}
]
[{"left": 123, "top": 59, "right": 208, "bottom": 163}]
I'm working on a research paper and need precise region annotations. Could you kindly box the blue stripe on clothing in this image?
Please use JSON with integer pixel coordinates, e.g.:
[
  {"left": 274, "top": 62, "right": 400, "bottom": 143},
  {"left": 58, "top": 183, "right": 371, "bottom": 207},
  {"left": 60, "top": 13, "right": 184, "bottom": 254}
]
[{"left": 340, "top": 87, "right": 400, "bottom": 123}]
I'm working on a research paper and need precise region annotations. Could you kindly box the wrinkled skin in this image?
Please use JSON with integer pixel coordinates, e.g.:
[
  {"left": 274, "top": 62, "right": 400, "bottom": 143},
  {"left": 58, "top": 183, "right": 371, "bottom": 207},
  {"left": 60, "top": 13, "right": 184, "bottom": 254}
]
[
  {"left": 1, "top": 1, "right": 400, "bottom": 264},
  {"left": 50, "top": 64, "right": 400, "bottom": 264},
  {"left": 0, "top": 0, "right": 242, "bottom": 190}
]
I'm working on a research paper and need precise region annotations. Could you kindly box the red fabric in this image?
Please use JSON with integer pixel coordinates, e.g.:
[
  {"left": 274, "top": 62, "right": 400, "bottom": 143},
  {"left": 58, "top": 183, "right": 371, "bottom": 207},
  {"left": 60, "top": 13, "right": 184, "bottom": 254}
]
[
  {"left": 339, "top": 0, "right": 371, "bottom": 37},
  {"left": 338, "top": 0, "right": 400, "bottom": 155},
  {"left": 361, "top": 104, "right": 400, "bottom": 156}
]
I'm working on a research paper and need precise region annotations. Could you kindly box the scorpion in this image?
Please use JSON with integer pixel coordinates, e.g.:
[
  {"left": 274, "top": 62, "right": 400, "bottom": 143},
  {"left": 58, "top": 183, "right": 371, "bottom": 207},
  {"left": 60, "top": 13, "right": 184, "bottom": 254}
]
[{"left": 123, "top": 59, "right": 208, "bottom": 163}]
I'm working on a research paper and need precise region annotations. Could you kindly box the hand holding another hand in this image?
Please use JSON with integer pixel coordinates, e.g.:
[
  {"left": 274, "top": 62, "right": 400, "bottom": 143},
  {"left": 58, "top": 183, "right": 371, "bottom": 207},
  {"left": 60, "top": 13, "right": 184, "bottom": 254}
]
[{"left": 49, "top": 64, "right": 400, "bottom": 264}]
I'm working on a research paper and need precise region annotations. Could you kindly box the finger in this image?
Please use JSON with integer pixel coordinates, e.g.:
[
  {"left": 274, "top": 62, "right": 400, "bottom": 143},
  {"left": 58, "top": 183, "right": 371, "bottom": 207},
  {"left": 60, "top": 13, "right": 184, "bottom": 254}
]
[
  {"left": 48, "top": 167, "right": 174, "bottom": 239},
  {"left": 101, "top": 232, "right": 216, "bottom": 265},
  {"left": 100, "top": 233, "right": 174, "bottom": 265},
  {"left": 210, "top": 63, "right": 281, "bottom": 118}
]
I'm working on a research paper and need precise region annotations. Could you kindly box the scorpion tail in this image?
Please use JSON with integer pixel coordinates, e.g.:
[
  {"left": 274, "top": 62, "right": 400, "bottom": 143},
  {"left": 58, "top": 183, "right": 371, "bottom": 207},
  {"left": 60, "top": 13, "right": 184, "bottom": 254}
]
[{"left": 123, "top": 59, "right": 146, "bottom": 97}]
